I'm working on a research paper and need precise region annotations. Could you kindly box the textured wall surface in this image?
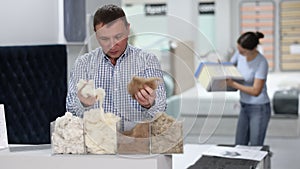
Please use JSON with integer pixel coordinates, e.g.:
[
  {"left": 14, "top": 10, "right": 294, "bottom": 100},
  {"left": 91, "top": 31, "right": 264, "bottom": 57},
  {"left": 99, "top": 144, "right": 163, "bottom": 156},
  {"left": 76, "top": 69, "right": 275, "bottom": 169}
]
[{"left": 0, "top": 45, "right": 67, "bottom": 144}]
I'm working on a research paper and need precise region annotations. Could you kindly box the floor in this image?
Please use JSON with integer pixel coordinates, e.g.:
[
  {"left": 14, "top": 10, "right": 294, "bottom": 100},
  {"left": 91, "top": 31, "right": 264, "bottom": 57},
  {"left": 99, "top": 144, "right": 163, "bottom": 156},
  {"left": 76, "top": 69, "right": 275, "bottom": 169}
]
[{"left": 184, "top": 134, "right": 300, "bottom": 169}]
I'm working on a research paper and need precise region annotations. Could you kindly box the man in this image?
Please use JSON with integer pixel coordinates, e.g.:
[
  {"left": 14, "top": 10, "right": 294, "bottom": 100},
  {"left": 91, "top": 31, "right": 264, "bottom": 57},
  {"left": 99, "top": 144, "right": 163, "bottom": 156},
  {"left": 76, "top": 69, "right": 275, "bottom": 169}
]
[{"left": 66, "top": 4, "right": 166, "bottom": 125}]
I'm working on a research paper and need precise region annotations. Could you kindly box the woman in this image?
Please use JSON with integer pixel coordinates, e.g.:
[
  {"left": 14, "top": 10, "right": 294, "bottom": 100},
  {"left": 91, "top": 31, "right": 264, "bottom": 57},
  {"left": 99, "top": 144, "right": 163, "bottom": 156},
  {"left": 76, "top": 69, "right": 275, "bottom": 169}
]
[{"left": 226, "top": 31, "right": 271, "bottom": 146}]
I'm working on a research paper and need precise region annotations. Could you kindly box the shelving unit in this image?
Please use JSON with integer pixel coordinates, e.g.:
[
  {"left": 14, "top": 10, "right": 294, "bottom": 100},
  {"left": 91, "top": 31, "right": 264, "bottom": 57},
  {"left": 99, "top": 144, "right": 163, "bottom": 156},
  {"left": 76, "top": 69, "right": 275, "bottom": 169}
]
[
  {"left": 240, "top": 1, "right": 275, "bottom": 71},
  {"left": 280, "top": 0, "right": 300, "bottom": 71}
]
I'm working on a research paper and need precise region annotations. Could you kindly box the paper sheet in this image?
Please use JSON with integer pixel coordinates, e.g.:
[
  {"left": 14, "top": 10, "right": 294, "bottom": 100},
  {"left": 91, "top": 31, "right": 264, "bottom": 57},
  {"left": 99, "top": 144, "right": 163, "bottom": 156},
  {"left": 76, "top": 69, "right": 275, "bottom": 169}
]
[
  {"left": 202, "top": 145, "right": 267, "bottom": 161},
  {"left": 0, "top": 104, "right": 8, "bottom": 150}
]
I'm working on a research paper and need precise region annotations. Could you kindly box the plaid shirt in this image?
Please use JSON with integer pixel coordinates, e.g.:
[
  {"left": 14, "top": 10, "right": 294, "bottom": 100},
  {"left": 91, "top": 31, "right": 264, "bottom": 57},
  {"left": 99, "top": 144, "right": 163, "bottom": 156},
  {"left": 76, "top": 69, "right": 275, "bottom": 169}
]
[{"left": 66, "top": 44, "right": 167, "bottom": 123}]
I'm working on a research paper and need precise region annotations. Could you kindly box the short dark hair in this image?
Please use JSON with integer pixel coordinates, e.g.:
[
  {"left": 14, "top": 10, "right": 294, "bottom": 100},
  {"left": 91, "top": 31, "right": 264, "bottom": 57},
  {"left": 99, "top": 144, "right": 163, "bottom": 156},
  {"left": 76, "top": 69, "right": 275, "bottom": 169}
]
[
  {"left": 237, "top": 31, "right": 264, "bottom": 50},
  {"left": 93, "top": 4, "right": 128, "bottom": 31}
]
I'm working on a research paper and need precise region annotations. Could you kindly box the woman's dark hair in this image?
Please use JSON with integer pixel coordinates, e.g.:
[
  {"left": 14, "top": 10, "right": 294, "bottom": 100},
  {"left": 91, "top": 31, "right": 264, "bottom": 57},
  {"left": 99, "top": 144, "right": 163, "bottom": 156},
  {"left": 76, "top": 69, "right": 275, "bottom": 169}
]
[
  {"left": 237, "top": 31, "right": 264, "bottom": 50},
  {"left": 93, "top": 4, "right": 128, "bottom": 31}
]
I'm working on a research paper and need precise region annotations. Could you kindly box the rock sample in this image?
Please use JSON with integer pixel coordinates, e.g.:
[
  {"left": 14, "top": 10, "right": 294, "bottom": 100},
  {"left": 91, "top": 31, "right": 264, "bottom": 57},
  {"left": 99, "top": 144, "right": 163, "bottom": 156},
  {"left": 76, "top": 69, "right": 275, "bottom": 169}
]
[
  {"left": 84, "top": 110, "right": 120, "bottom": 154},
  {"left": 117, "top": 121, "right": 150, "bottom": 154},
  {"left": 127, "top": 76, "right": 162, "bottom": 99},
  {"left": 151, "top": 112, "right": 183, "bottom": 154},
  {"left": 77, "top": 79, "right": 105, "bottom": 101},
  {"left": 51, "top": 112, "right": 85, "bottom": 154},
  {"left": 81, "top": 81, "right": 120, "bottom": 154}
]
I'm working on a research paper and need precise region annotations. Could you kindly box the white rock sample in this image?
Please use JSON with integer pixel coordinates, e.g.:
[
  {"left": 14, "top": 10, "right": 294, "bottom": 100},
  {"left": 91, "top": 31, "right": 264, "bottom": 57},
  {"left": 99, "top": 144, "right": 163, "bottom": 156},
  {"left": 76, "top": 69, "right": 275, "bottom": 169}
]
[
  {"left": 82, "top": 85, "right": 120, "bottom": 154},
  {"left": 51, "top": 112, "right": 85, "bottom": 154},
  {"left": 84, "top": 110, "right": 120, "bottom": 154},
  {"left": 77, "top": 79, "right": 106, "bottom": 102},
  {"left": 77, "top": 79, "right": 95, "bottom": 98}
]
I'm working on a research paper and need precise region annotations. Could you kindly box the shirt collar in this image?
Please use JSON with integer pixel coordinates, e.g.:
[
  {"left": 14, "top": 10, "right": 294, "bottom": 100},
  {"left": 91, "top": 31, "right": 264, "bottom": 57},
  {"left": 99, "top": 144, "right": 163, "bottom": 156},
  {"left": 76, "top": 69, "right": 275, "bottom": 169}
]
[{"left": 102, "top": 44, "right": 129, "bottom": 64}]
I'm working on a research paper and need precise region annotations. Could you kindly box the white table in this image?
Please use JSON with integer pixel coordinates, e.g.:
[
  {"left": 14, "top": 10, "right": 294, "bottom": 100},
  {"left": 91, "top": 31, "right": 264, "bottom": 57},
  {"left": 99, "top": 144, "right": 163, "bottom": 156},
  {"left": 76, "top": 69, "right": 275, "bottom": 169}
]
[{"left": 0, "top": 145, "right": 172, "bottom": 169}]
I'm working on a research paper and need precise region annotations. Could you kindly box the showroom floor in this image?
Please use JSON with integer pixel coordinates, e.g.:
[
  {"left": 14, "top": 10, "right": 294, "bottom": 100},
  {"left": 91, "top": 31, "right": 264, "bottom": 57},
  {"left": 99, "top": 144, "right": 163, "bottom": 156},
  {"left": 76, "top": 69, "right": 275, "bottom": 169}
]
[{"left": 184, "top": 134, "right": 300, "bottom": 169}]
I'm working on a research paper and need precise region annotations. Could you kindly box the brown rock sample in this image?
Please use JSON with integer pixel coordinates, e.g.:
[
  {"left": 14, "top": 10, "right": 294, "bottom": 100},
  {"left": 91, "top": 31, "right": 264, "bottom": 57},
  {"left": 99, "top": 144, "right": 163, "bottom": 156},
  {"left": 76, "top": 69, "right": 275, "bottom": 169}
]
[
  {"left": 127, "top": 76, "right": 162, "bottom": 98},
  {"left": 117, "top": 122, "right": 150, "bottom": 154}
]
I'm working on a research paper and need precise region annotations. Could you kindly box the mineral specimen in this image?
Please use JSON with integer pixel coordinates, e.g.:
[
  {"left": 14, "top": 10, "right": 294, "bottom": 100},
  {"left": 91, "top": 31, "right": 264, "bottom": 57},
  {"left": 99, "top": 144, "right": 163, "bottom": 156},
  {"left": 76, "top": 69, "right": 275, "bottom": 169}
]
[
  {"left": 127, "top": 76, "right": 162, "bottom": 99},
  {"left": 82, "top": 82, "right": 120, "bottom": 154},
  {"left": 51, "top": 112, "right": 85, "bottom": 154},
  {"left": 151, "top": 112, "right": 183, "bottom": 154},
  {"left": 117, "top": 121, "right": 150, "bottom": 154}
]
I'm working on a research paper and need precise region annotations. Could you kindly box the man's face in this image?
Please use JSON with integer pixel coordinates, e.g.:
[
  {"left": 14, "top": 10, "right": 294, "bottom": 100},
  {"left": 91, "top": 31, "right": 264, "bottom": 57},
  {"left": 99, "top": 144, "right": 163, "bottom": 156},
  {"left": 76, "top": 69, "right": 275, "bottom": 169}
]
[{"left": 95, "top": 19, "right": 130, "bottom": 59}]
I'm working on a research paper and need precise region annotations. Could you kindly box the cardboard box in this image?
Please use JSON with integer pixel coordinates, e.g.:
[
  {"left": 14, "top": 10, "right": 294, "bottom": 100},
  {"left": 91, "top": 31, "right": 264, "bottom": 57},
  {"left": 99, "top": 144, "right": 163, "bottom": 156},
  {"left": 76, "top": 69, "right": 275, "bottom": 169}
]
[{"left": 195, "top": 62, "right": 244, "bottom": 92}]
